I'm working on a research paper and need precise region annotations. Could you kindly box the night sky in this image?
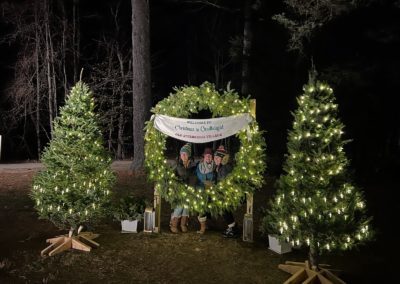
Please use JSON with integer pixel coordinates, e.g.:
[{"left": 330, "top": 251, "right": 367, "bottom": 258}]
[{"left": 0, "top": 0, "right": 399, "bottom": 179}]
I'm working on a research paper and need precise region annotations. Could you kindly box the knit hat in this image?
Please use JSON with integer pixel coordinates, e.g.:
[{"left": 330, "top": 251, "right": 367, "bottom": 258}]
[
  {"left": 214, "top": 145, "right": 227, "bottom": 158},
  {"left": 180, "top": 143, "right": 192, "bottom": 157},
  {"left": 203, "top": 147, "right": 213, "bottom": 156},
  {"left": 215, "top": 145, "right": 230, "bottom": 165}
]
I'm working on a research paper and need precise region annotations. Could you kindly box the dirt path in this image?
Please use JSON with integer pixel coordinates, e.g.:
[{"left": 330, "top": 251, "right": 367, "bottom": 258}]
[{"left": 0, "top": 161, "right": 132, "bottom": 173}]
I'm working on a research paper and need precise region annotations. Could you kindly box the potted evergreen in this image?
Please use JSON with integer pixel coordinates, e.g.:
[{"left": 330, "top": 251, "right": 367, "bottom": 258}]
[
  {"left": 113, "top": 196, "right": 148, "bottom": 233},
  {"left": 260, "top": 210, "right": 292, "bottom": 254}
]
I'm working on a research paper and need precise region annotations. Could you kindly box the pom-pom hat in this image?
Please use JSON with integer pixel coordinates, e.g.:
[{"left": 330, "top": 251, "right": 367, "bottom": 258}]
[
  {"left": 215, "top": 145, "right": 227, "bottom": 158},
  {"left": 180, "top": 143, "right": 192, "bottom": 157},
  {"left": 203, "top": 147, "right": 213, "bottom": 156}
]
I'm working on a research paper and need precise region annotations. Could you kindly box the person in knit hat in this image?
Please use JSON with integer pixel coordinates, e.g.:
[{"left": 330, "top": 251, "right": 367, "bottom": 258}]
[
  {"left": 196, "top": 147, "right": 215, "bottom": 184},
  {"left": 195, "top": 147, "right": 216, "bottom": 234},
  {"left": 170, "top": 143, "right": 196, "bottom": 233},
  {"left": 214, "top": 145, "right": 238, "bottom": 238},
  {"left": 180, "top": 143, "right": 192, "bottom": 157},
  {"left": 214, "top": 145, "right": 230, "bottom": 166}
]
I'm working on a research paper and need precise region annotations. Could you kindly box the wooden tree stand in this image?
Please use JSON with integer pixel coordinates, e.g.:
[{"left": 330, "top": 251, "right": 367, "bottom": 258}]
[
  {"left": 41, "top": 227, "right": 99, "bottom": 257},
  {"left": 279, "top": 260, "right": 346, "bottom": 284}
]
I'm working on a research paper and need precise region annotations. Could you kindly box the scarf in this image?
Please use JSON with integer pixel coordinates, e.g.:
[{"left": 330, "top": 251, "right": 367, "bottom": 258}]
[{"left": 198, "top": 160, "right": 215, "bottom": 175}]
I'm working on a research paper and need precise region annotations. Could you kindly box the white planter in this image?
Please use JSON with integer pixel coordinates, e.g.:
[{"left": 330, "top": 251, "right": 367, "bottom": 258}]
[
  {"left": 268, "top": 235, "right": 292, "bottom": 254},
  {"left": 121, "top": 220, "right": 138, "bottom": 233}
]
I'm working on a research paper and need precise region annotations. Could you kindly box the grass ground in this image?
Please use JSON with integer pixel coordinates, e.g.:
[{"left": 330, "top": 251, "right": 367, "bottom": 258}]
[{"left": 0, "top": 162, "right": 393, "bottom": 283}]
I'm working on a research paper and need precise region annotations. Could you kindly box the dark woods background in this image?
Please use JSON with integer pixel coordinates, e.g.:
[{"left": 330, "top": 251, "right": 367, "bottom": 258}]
[{"left": 0, "top": 0, "right": 399, "bottom": 180}]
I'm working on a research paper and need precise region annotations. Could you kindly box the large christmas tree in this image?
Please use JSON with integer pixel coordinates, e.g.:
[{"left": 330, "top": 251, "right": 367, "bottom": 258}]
[
  {"left": 264, "top": 75, "right": 372, "bottom": 268},
  {"left": 31, "top": 81, "right": 115, "bottom": 232}
]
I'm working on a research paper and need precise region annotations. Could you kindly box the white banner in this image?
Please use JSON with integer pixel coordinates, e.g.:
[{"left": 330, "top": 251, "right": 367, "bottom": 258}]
[{"left": 153, "top": 113, "right": 252, "bottom": 143}]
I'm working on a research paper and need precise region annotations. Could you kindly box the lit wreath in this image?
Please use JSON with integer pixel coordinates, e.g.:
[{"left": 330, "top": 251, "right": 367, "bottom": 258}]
[{"left": 144, "top": 82, "right": 266, "bottom": 215}]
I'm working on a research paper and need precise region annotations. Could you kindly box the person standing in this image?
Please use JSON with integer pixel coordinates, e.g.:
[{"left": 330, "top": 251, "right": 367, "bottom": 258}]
[
  {"left": 214, "top": 145, "right": 239, "bottom": 238},
  {"left": 170, "top": 143, "right": 196, "bottom": 233},
  {"left": 195, "top": 147, "right": 215, "bottom": 234}
]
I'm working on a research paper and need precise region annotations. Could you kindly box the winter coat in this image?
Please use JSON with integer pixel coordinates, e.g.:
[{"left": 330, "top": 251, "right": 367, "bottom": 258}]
[
  {"left": 196, "top": 161, "right": 215, "bottom": 188},
  {"left": 215, "top": 163, "right": 232, "bottom": 183},
  {"left": 173, "top": 158, "right": 197, "bottom": 186}
]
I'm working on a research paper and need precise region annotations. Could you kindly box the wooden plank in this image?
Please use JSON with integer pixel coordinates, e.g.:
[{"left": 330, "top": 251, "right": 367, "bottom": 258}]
[
  {"left": 154, "top": 188, "right": 161, "bottom": 233},
  {"left": 247, "top": 100, "right": 255, "bottom": 217},
  {"left": 49, "top": 239, "right": 72, "bottom": 256},
  {"left": 317, "top": 274, "right": 335, "bottom": 284},
  {"left": 285, "top": 261, "right": 307, "bottom": 267},
  {"left": 41, "top": 237, "right": 65, "bottom": 256},
  {"left": 320, "top": 269, "right": 346, "bottom": 284},
  {"left": 243, "top": 99, "right": 256, "bottom": 242},
  {"left": 246, "top": 193, "right": 253, "bottom": 215},
  {"left": 279, "top": 264, "right": 304, "bottom": 275},
  {"left": 71, "top": 239, "right": 91, "bottom": 252},
  {"left": 249, "top": 99, "right": 256, "bottom": 119},
  {"left": 46, "top": 235, "right": 67, "bottom": 244},
  {"left": 302, "top": 274, "right": 318, "bottom": 284},
  {"left": 78, "top": 236, "right": 100, "bottom": 248},
  {"left": 79, "top": 232, "right": 99, "bottom": 240},
  {"left": 283, "top": 268, "right": 307, "bottom": 284},
  {"left": 303, "top": 269, "right": 318, "bottom": 284}
]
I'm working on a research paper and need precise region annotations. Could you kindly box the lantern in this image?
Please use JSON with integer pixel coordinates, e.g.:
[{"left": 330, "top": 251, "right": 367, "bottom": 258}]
[
  {"left": 143, "top": 207, "right": 155, "bottom": 233},
  {"left": 243, "top": 213, "right": 253, "bottom": 242}
]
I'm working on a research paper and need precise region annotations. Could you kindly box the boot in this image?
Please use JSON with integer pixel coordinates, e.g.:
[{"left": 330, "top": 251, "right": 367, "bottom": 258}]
[
  {"left": 181, "top": 216, "right": 188, "bottom": 233},
  {"left": 170, "top": 217, "right": 179, "bottom": 233},
  {"left": 197, "top": 221, "right": 206, "bottom": 234},
  {"left": 223, "top": 225, "right": 239, "bottom": 238},
  {"left": 197, "top": 216, "right": 207, "bottom": 234}
]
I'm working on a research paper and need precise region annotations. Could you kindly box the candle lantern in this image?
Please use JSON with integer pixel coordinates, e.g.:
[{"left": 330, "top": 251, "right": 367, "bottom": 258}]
[
  {"left": 143, "top": 207, "right": 155, "bottom": 233},
  {"left": 243, "top": 213, "right": 253, "bottom": 242}
]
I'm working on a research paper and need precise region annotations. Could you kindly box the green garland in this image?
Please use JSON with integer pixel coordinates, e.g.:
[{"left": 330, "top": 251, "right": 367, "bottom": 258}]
[{"left": 144, "top": 82, "right": 266, "bottom": 215}]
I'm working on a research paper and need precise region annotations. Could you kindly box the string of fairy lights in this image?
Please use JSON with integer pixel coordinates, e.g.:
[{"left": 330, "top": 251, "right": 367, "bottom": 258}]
[
  {"left": 266, "top": 81, "right": 371, "bottom": 253},
  {"left": 144, "top": 82, "right": 267, "bottom": 216}
]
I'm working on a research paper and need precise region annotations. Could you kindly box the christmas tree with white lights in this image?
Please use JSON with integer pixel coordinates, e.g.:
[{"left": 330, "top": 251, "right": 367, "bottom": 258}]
[
  {"left": 264, "top": 74, "right": 372, "bottom": 269},
  {"left": 31, "top": 81, "right": 115, "bottom": 233}
]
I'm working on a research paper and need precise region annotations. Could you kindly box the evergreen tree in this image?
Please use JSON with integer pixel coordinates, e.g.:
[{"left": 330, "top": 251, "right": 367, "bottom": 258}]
[
  {"left": 31, "top": 81, "right": 116, "bottom": 231},
  {"left": 263, "top": 75, "right": 372, "bottom": 268}
]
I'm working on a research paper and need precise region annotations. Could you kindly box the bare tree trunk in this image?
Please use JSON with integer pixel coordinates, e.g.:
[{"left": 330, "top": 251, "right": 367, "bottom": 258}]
[
  {"left": 214, "top": 51, "right": 220, "bottom": 89},
  {"left": 308, "top": 245, "right": 319, "bottom": 270},
  {"left": 51, "top": 72, "right": 57, "bottom": 118},
  {"left": 73, "top": 0, "right": 80, "bottom": 82},
  {"left": 61, "top": 1, "right": 68, "bottom": 101},
  {"left": 241, "top": 0, "right": 252, "bottom": 95},
  {"left": 44, "top": 0, "right": 54, "bottom": 136},
  {"left": 34, "top": 1, "right": 41, "bottom": 159},
  {"left": 49, "top": 22, "right": 57, "bottom": 117},
  {"left": 108, "top": 114, "right": 114, "bottom": 154},
  {"left": 3, "top": 0, "right": 79, "bottom": 156},
  {"left": 130, "top": 0, "right": 151, "bottom": 171},
  {"left": 117, "top": 50, "right": 125, "bottom": 160}
]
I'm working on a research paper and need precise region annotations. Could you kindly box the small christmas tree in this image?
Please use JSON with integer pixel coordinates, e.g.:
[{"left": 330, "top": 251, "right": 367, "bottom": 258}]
[
  {"left": 264, "top": 74, "right": 372, "bottom": 270},
  {"left": 31, "top": 81, "right": 115, "bottom": 235}
]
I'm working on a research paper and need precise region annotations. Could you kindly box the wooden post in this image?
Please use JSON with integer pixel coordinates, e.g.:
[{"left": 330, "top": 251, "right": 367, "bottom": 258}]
[
  {"left": 153, "top": 188, "right": 161, "bottom": 233},
  {"left": 243, "top": 99, "right": 255, "bottom": 242},
  {"left": 246, "top": 193, "right": 254, "bottom": 215}
]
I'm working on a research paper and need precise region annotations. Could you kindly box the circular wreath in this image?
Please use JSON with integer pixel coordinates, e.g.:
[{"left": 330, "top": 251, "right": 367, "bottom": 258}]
[{"left": 144, "top": 82, "right": 266, "bottom": 215}]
